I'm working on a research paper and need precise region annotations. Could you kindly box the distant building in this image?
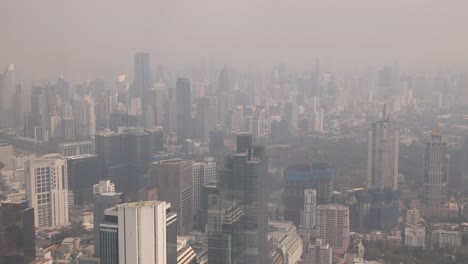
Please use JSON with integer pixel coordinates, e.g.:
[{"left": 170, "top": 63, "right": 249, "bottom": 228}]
[
  {"left": 304, "top": 239, "right": 332, "bottom": 264},
  {"left": 367, "top": 105, "right": 399, "bottom": 191},
  {"left": 58, "top": 140, "right": 94, "bottom": 157},
  {"left": 283, "top": 163, "right": 334, "bottom": 225},
  {"left": 406, "top": 209, "right": 420, "bottom": 226},
  {"left": 432, "top": 229, "right": 462, "bottom": 248},
  {"left": 25, "top": 154, "right": 69, "bottom": 228},
  {"left": 316, "top": 204, "right": 350, "bottom": 254},
  {"left": 67, "top": 154, "right": 104, "bottom": 206},
  {"left": 192, "top": 157, "right": 216, "bottom": 231},
  {"left": 301, "top": 189, "right": 317, "bottom": 234},
  {"left": 404, "top": 225, "right": 425, "bottom": 249},
  {"left": 0, "top": 143, "right": 13, "bottom": 171},
  {"left": 149, "top": 159, "right": 193, "bottom": 235},
  {"left": 0, "top": 199, "right": 35, "bottom": 264}
]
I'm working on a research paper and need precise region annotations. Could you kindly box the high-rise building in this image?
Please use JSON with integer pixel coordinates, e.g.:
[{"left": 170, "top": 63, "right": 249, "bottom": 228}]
[
  {"left": 195, "top": 96, "right": 217, "bottom": 141},
  {"left": 209, "top": 127, "right": 225, "bottom": 155},
  {"left": 176, "top": 77, "right": 192, "bottom": 143},
  {"left": 316, "top": 204, "right": 350, "bottom": 254},
  {"left": 67, "top": 154, "right": 104, "bottom": 206},
  {"left": 95, "top": 130, "right": 128, "bottom": 192},
  {"left": 422, "top": 125, "right": 449, "bottom": 218},
  {"left": 304, "top": 239, "right": 332, "bottom": 264},
  {"left": 93, "top": 180, "right": 123, "bottom": 259},
  {"left": 283, "top": 163, "right": 334, "bottom": 225},
  {"left": 132, "top": 53, "right": 151, "bottom": 103},
  {"left": 192, "top": 157, "right": 216, "bottom": 230},
  {"left": 58, "top": 140, "right": 94, "bottom": 157},
  {"left": 404, "top": 225, "right": 425, "bottom": 249},
  {"left": 406, "top": 208, "right": 420, "bottom": 226},
  {"left": 0, "top": 199, "right": 35, "bottom": 264},
  {"left": 367, "top": 105, "right": 399, "bottom": 190},
  {"left": 0, "top": 143, "right": 13, "bottom": 171},
  {"left": 208, "top": 134, "right": 269, "bottom": 264},
  {"left": 99, "top": 201, "right": 177, "bottom": 264},
  {"left": 73, "top": 96, "right": 96, "bottom": 139},
  {"left": 25, "top": 154, "right": 69, "bottom": 228},
  {"left": 0, "top": 64, "right": 16, "bottom": 129},
  {"left": 301, "top": 189, "right": 317, "bottom": 234},
  {"left": 149, "top": 159, "right": 193, "bottom": 235}
]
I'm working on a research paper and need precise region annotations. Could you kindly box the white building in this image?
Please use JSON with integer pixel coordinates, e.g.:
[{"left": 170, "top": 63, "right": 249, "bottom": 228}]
[
  {"left": 404, "top": 225, "right": 425, "bottom": 249},
  {"left": 432, "top": 229, "right": 462, "bottom": 248},
  {"left": 25, "top": 154, "right": 69, "bottom": 228},
  {"left": 0, "top": 143, "right": 13, "bottom": 171},
  {"left": 304, "top": 239, "right": 332, "bottom": 264},
  {"left": 406, "top": 208, "right": 420, "bottom": 226},
  {"left": 301, "top": 189, "right": 317, "bottom": 234},
  {"left": 192, "top": 157, "right": 216, "bottom": 215},
  {"left": 268, "top": 221, "right": 303, "bottom": 264},
  {"left": 93, "top": 180, "right": 116, "bottom": 195},
  {"left": 117, "top": 201, "right": 171, "bottom": 264}
]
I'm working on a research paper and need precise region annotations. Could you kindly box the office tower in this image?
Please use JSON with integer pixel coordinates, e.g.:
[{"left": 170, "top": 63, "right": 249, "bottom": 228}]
[
  {"left": 0, "top": 64, "right": 15, "bottom": 129},
  {"left": 25, "top": 154, "right": 69, "bottom": 228},
  {"left": 58, "top": 140, "right": 94, "bottom": 157},
  {"left": 146, "top": 128, "right": 164, "bottom": 153},
  {"left": 283, "top": 163, "right": 335, "bottom": 225},
  {"left": 282, "top": 101, "right": 298, "bottom": 131},
  {"left": 0, "top": 143, "right": 13, "bottom": 171},
  {"left": 216, "top": 67, "right": 229, "bottom": 124},
  {"left": 15, "top": 82, "right": 30, "bottom": 130},
  {"left": 176, "top": 77, "right": 192, "bottom": 143},
  {"left": 123, "top": 129, "right": 152, "bottom": 192},
  {"left": 367, "top": 105, "right": 399, "bottom": 191},
  {"left": 304, "top": 239, "right": 332, "bottom": 264},
  {"left": 316, "top": 204, "right": 350, "bottom": 254},
  {"left": 309, "top": 109, "right": 324, "bottom": 133},
  {"left": 29, "top": 86, "right": 48, "bottom": 141},
  {"left": 62, "top": 118, "right": 76, "bottom": 141},
  {"left": 74, "top": 96, "right": 96, "bottom": 139},
  {"left": 95, "top": 130, "right": 128, "bottom": 192},
  {"left": 56, "top": 75, "right": 70, "bottom": 100},
  {"left": 150, "top": 82, "right": 167, "bottom": 127},
  {"left": 422, "top": 125, "right": 449, "bottom": 218},
  {"left": 195, "top": 96, "right": 217, "bottom": 141},
  {"left": 270, "top": 118, "right": 289, "bottom": 143},
  {"left": 67, "top": 154, "right": 104, "bottom": 206},
  {"left": 93, "top": 180, "right": 123, "bottom": 258},
  {"left": 301, "top": 189, "right": 317, "bottom": 234},
  {"left": 0, "top": 199, "right": 35, "bottom": 264},
  {"left": 99, "top": 201, "right": 177, "bottom": 264},
  {"left": 47, "top": 112, "right": 61, "bottom": 139},
  {"left": 149, "top": 159, "right": 193, "bottom": 235},
  {"left": 208, "top": 134, "right": 268, "bottom": 264},
  {"left": 192, "top": 158, "right": 216, "bottom": 230},
  {"left": 209, "top": 127, "right": 225, "bottom": 154},
  {"left": 132, "top": 53, "right": 151, "bottom": 104},
  {"left": 109, "top": 112, "right": 138, "bottom": 132}
]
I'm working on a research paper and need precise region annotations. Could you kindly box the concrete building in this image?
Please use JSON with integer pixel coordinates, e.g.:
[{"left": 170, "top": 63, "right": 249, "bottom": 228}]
[
  {"left": 404, "top": 225, "right": 425, "bottom": 249},
  {"left": 406, "top": 208, "right": 420, "bottom": 226},
  {"left": 25, "top": 154, "right": 69, "bottom": 228},
  {"left": 301, "top": 189, "right": 317, "bottom": 234},
  {"left": 176, "top": 77, "right": 192, "bottom": 143},
  {"left": 149, "top": 159, "right": 193, "bottom": 235},
  {"left": 58, "top": 140, "right": 94, "bottom": 157},
  {"left": 0, "top": 143, "right": 13, "bottom": 171},
  {"left": 421, "top": 125, "right": 450, "bottom": 219},
  {"left": 367, "top": 105, "right": 399, "bottom": 190},
  {"left": 432, "top": 229, "right": 462, "bottom": 248},
  {"left": 283, "top": 163, "right": 334, "bottom": 225},
  {"left": 316, "top": 204, "right": 350, "bottom": 254},
  {"left": 268, "top": 221, "right": 303, "bottom": 264},
  {"left": 304, "top": 239, "right": 332, "bottom": 264}
]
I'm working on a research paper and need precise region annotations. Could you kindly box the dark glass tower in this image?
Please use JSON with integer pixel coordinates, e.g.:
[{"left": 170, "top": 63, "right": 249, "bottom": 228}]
[
  {"left": 132, "top": 53, "right": 150, "bottom": 104},
  {"left": 67, "top": 154, "right": 105, "bottom": 206},
  {"left": 176, "top": 77, "right": 192, "bottom": 143},
  {"left": 208, "top": 134, "right": 268, "bottom": 264},
  {"left": 0, "top": 199, "right": 35, "bottom": 264}
]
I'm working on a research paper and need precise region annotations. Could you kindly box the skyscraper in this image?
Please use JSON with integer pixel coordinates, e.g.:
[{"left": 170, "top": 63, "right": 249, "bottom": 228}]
[
  {"left": 93, "top": 180, "right": 123, "bottom": 259},
  {"left": 0, "top": 64, "right": 16, "bottom": 129},
  {"left": 0, "top": 199, "right": 35, "bottom": 264},
  {"left": 301, "top": 189, "right": 317, "bottom": 234},
  {"left": 149, "top": 159, "right": 193, "bottom": 235},
  {"left": 422, "top": 125, "right": 449, "bottom": 218},
  {"left": 192, "top": 157, "right": 216, "bottom": 230},
  {"left": 132, "top": 53, "right": 150, "bottom": 104},
  {"left": 25, "top": 154, "right": 69, "bottom": 228},
  {"left": 304, "top": 239, "right": 332, "bottom": 264},
  {"left": 67, "top": 154, "right": 105, "bottom": 206},
  {"left": 208, "top": 134, "right": 269, "bottom": 264},
  {"left": 367, "top": 105, "right": 399, "bottom": 191},
  {"left": 316, "top": 204, "right": 350, "bottom": 254},
  {"left": 176, "top": 77, "right": 192, "bottom": 143}
]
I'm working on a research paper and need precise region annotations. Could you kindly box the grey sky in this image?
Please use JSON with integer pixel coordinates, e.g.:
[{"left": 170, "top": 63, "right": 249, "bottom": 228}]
[{"left": 1, "top": 0, "right": 468, "bottom": 82}]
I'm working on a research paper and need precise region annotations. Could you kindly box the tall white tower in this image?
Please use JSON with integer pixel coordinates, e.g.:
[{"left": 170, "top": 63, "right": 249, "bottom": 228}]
[
  {"left": 25, "top": 154, "right": 69, "bottom": 228},
  {"left": 117, "top": 201, "right": 170, "bottom": 264},
  {"left": 301, "top": 189, "right": 317, "bottom": 234}
]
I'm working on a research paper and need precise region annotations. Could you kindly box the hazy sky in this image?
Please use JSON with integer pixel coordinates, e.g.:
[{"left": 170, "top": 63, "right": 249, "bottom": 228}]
[{"left": 2, "top": 0, "right": 468, "bottom": 82}]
